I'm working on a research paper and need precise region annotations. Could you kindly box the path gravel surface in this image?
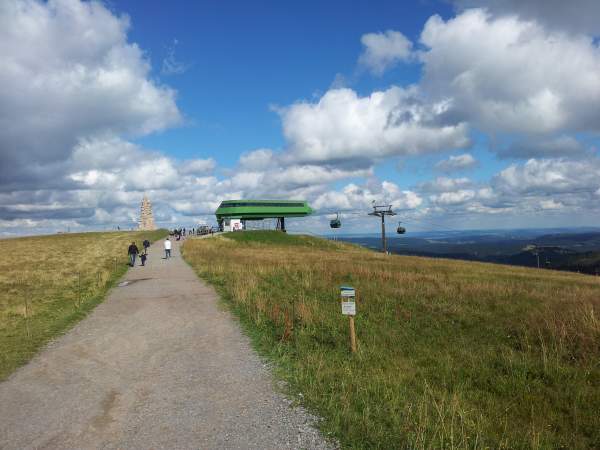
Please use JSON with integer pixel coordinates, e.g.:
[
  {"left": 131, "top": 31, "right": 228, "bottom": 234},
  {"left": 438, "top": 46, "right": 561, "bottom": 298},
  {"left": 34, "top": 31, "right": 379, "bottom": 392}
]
[{"left": 0, "top": 238, "right": 333, "bottom": 450}]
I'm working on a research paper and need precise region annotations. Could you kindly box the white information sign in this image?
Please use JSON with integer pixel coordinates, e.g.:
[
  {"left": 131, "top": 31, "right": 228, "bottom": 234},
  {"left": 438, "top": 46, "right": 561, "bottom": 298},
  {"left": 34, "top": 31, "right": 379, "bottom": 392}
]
[
  {"left": 341, "top": 301, "right": 356, "bottom": 316},
  {"left": 340, "top": 286, "right": 356, "bottom": 315}
]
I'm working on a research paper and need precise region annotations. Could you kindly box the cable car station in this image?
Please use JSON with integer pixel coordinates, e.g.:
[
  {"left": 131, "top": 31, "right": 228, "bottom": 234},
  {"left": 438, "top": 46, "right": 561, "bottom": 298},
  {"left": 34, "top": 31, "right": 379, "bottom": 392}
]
[{"left": 215, "top": 199, "right": 313, "bottom": 232}]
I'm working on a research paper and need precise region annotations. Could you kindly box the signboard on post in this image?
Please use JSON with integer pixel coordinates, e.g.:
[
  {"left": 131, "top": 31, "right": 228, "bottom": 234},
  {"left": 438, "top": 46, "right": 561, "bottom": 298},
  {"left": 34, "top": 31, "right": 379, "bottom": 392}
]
[{"left": 340, "top": 286, "right": 357, "bottom": 353}]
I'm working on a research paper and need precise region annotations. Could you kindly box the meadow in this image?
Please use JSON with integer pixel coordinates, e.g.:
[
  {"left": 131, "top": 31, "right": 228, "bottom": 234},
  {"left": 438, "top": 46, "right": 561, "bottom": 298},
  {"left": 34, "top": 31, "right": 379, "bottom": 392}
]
[
  {"left": 183, "top": 231, "right": 600, "bottom": 449},
  {"left": 0, "top": 230, "right": 167, "bottom": 380}
]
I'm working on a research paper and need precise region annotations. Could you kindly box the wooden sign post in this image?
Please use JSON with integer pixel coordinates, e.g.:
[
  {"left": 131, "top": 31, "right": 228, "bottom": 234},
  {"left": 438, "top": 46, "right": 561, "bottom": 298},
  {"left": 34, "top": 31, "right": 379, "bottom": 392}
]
[{"left": 340, "top": 286, "right": 357, "bottom": 353}]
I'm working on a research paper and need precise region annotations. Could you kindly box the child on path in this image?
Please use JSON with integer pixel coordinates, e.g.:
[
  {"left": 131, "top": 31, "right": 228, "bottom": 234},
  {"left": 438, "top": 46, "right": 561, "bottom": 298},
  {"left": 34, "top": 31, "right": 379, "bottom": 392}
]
[
  {"left": 143, "top": 239, "right": 150, "bottom": 255},
  {"left": 140, "top": 252, "right": 147, "bottom": 266}
]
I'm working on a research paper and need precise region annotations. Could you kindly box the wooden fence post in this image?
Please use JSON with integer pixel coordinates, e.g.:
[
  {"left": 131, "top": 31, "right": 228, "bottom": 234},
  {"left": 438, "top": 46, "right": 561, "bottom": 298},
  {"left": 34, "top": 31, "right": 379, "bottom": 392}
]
[
  {"left": 22, "top": 280, "right": 30, "bottom": 338},
  {"left": 77, "top": 271, "right": 81, "bottom": 307}
]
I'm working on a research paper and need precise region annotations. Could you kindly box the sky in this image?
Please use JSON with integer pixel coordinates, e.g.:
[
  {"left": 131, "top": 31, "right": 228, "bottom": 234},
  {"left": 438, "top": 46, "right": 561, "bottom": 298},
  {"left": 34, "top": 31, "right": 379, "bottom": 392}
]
[{"left": 1, "top": 0, "right": 600, "bottom": 236}]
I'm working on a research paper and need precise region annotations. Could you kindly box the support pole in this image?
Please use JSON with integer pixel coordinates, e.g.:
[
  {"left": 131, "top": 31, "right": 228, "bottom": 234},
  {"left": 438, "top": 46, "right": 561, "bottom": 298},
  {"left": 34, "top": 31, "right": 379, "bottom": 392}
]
[
  {"left": 381, "top": 214, "right": 386, "bottom": 254},
  {"left": 349, "top": 316, "right": 357, "bottom": 353},
  {"left": 369, "top": 204, "right": 395, "bottom": 254}
]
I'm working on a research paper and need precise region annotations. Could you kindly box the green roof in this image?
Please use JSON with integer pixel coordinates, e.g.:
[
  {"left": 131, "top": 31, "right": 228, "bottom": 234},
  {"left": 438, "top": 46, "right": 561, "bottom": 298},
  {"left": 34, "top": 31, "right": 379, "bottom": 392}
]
[{"left": 215, "top": 200, "right": 313, "bottom": 220}]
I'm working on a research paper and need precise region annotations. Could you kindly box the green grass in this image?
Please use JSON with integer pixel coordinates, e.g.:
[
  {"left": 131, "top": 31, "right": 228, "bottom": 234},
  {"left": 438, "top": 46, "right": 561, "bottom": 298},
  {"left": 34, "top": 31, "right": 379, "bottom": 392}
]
[
  {"left": 183, "top": 231, "right": 600, "bottom": 449},
  {"left": 0, "top": 229, "right": 168, "bottom": 381},
  {"left": 225, "top": 230, "right": 338, "bottom": 248}
]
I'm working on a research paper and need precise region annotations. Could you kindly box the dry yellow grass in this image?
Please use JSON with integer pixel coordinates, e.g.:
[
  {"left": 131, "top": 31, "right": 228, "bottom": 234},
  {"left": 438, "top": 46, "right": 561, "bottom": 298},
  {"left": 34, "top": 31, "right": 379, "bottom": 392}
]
[
  {"left": 0, "top": 230, "right": 167, "bottom": 380},
  {"left": 183, "top": 231, "right": 600, "bottom": 449}
]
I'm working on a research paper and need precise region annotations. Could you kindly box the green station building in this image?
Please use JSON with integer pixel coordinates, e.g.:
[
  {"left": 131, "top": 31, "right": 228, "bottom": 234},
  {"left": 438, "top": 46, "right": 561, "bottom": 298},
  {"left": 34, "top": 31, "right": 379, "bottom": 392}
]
[{"left": 215, "top": 199, "right": 313, "bottom": 232}]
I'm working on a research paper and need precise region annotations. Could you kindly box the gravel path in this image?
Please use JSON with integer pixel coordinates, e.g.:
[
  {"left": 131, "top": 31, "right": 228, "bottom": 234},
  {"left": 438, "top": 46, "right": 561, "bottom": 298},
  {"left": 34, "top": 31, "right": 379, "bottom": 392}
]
[{"left": 0, "top": 238, "right": 333, "bottom": 449}]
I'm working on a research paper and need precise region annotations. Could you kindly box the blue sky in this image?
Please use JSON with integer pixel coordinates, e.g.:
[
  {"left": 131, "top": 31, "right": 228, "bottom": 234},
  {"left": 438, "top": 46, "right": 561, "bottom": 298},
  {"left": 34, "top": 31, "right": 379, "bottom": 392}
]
[
  {"left": 1, "top": 0, "right": 600, "bottom": 235},
  {"left": 123, "top": 0, "right": 499, "bottom": 197},
  {"left": 128, "top": 1, "right": 451, "bottom": 166}
]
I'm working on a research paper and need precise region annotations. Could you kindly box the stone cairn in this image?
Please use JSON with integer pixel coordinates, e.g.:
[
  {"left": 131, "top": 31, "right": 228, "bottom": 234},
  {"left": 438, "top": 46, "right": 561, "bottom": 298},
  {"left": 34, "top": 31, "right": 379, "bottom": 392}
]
[{"left": 138, "top": 195, "right": 156, "bottom": 230}]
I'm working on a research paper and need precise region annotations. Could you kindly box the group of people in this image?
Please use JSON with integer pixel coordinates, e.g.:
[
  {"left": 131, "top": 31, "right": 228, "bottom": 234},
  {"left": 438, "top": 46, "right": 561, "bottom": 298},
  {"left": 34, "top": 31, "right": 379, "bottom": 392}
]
[
  {"left": 127, "top": 237, "right": 173, "bottom": 266},
  {"left": 172, "top": 228, "right": 193, "bottom": 240},
  {"left": 127, "top": 239, "right": 151, "bottom": 267},
  {"left": 127, "top": 224, "right": 213, "bottom": 265},
  {"left": 171, "top": 226, "right": 213, "bottom": 240}
]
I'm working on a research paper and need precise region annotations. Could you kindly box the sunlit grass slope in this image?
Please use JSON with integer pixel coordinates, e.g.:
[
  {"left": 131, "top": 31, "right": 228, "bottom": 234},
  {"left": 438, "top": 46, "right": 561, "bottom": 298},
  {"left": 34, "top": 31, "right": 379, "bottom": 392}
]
[
  {"left": 183, "top": 231, "right": 600, "bottom": 449},
  {"left": 0, "top": 230, "right": 167, "bottom": 380}
]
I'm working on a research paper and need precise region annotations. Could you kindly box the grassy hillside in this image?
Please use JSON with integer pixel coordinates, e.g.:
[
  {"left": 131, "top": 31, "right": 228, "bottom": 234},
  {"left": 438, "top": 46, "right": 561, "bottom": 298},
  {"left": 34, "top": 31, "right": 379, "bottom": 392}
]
[
  {"left": 0, "top": 230, "right": 167, "bottom": 380},
  {"left": 183, "top": 231, "right": 600, "bottom": 449}
]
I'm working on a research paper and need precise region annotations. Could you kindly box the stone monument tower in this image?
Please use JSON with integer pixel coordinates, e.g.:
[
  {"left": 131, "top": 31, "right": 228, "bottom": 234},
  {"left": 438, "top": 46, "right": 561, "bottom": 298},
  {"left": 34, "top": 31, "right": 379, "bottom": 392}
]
[{"left": 138, "top": 195, "right": 156, "bottom": 230}]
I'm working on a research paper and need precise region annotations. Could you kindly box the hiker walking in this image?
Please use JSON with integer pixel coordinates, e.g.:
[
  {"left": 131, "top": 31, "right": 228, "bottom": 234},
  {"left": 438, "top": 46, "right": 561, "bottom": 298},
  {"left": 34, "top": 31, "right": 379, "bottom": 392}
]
[
  {"left": 164, "top": 237, "right": 172, "bottom": 259},
  {"left": 142, "top": 239, "right": 150, "bottom": 255},
  {"left": 128, "top": 242, "right": 139, "bottom": 266}
]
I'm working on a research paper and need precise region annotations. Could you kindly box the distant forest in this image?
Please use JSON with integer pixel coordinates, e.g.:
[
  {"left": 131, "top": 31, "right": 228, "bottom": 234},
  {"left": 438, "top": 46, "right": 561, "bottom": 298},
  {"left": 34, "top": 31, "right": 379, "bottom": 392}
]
[{"left": 339, "top": 230, "right": 600, "bottom": 275}]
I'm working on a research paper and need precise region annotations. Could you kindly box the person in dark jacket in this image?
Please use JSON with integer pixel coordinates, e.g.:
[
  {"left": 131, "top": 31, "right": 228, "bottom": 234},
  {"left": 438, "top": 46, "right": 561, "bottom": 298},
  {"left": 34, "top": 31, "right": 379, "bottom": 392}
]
[
  {"left": 128, "top": 242, "right": 139, "bottom": 266},
  {"left": 142, "top": 239, "right": 150, "bottom": 255}
]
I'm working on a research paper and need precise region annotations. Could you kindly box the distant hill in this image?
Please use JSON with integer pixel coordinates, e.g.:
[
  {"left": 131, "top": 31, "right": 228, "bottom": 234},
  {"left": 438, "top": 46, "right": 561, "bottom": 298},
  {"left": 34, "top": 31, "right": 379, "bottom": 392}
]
[{"left": 339, "top": 230, "right": 600, "bottom": 275}]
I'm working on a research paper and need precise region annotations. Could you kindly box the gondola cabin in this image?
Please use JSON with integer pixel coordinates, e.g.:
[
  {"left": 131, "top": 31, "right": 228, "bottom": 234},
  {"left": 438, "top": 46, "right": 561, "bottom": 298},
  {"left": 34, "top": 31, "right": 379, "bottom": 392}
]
[{"left": 330, "top": 212, "right": 342, "bottom": 229}]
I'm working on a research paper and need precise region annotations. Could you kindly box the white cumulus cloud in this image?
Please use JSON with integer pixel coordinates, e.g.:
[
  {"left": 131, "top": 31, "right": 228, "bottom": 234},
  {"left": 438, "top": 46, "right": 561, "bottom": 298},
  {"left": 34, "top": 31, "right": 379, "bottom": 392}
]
[
  {"left": 313, "top": 181, "right": 422, "bottom": 211},
  {"left": 435, "top": 153, "right": 477, "bottom": 172},
  {"left": 420, "top": 177, "right": 472, "bottom": 192},
  {"left": 540, "top": 199, "right": 564, "bottom": 210},
  {"left": 280, "top": 87, "right": 470, "bottom": 166},
  {"left": 179, "top": 158, "right": 217, "bottom": 175},
  {"left": 0, "top": 0, "right": 181, "bottom": 189},
  {"left": 419, "top": 9, "right": 600, "bottom": 134},
  {"left": 358, "top": 30, "right": 413, "bottom": 75},
  {"left": 493, "top": 158, "right": 600, "bottom": 194},
  {"left": 430, "top": 189, "right": 476, "bottom": 205},
  {"left": 452, "top": 0, "right": 600, "bottom": 35}
]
